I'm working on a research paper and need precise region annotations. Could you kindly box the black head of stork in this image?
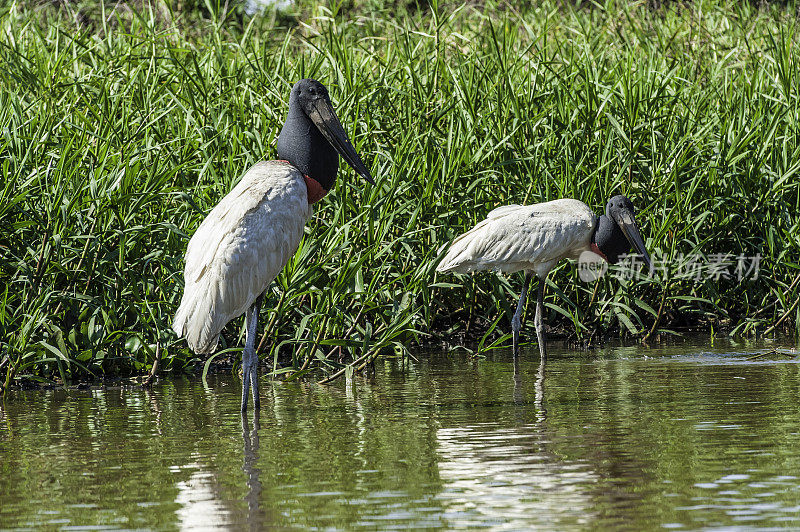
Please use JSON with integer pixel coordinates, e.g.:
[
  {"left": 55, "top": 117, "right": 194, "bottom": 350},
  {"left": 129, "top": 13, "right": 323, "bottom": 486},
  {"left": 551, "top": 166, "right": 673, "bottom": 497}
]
[
  {"left": 593, "top": 195, "right": 653, "bottom": 272},
  {"left": 276, "top": 78, "right": 374, "bottom": 197}
]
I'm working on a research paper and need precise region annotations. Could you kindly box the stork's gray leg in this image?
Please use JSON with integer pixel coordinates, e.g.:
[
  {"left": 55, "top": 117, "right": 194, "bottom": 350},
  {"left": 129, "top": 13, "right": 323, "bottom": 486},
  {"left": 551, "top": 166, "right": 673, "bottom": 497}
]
[
  {"left": 534, "top": 352, "right": 546, "bottom": 423},
  {"left": 241, "top": 298, "right": 261, "bottom": 412},
  {"left": 512, "top": 272, "right": 533, "bottom": 358},
  {"left": 534, "top": 277, "right": 546, "bottom": 360}
]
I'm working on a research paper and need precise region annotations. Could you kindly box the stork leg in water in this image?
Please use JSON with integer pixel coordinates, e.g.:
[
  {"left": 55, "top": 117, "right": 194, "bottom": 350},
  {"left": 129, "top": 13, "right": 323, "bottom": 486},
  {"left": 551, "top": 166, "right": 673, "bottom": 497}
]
[
  {"left": 511, "top": 273, "right": 547, "bottom": 359},
  {"left": 241, "top": 296, "right": 262, "bottom": 411},
  {"left": 534, "top": 278, "right": 545, "bottom": 359},
  {"left": 512, "top": 272, "right": 531, "bottom": 358}
]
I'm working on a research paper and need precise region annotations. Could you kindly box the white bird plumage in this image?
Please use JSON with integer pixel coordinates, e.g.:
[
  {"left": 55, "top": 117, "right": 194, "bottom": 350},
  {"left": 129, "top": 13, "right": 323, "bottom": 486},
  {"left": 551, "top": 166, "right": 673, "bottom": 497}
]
[
  {"left": 437, "top": 199, "right": 598, "bottom": 278},
  {"left": 172, "top": 160, "right": 310, "bottom": 354}
]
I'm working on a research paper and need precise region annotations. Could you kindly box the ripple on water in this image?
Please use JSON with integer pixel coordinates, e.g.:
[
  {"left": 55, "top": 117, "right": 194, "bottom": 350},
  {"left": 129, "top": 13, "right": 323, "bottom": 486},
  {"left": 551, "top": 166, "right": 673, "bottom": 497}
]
[{"left": 435, "top": 424, "right": 599, "bottom": 529}]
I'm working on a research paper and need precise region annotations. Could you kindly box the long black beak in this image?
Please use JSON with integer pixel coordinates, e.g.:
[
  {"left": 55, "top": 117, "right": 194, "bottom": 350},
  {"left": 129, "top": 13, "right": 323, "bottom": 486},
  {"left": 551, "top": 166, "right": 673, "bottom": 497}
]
[
  {"left": 308, "top": 99, "right": 375, "bottom": 185},
  {"left": 613, "top": 208, "right": 653, "bottom": 274}
]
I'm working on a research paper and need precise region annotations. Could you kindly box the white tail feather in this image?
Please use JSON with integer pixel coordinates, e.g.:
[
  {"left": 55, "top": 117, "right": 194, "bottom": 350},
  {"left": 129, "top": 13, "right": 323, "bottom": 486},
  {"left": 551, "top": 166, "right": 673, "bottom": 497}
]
[{"left": 172, "top": 281, "right": 223, "bottom": 354}]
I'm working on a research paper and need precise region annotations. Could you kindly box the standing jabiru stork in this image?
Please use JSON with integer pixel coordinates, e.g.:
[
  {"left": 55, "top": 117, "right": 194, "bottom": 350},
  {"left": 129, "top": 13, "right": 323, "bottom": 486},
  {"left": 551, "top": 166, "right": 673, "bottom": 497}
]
[
  {"left": 172, "top": 79, "right": 375, "bottom": 412},
  {"left": 436, "top": 195, "right": 652, "bottom": 359}
]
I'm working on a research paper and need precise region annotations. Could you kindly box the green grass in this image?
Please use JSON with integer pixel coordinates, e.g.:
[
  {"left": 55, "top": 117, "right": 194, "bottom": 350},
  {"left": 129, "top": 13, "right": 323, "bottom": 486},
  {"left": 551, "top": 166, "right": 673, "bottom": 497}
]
[{"left": 1, "top": 0, "right": 799, "bottom": 388}]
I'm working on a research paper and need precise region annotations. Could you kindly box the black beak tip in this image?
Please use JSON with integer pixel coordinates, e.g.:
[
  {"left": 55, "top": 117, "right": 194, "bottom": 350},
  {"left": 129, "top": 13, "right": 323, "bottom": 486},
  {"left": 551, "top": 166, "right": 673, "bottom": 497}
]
[
  {"left": 362, "top": 171, "right": 376, "bottom": 186},
  {"left": 644, "top": 256, "right": 654, "bottom": 276}
]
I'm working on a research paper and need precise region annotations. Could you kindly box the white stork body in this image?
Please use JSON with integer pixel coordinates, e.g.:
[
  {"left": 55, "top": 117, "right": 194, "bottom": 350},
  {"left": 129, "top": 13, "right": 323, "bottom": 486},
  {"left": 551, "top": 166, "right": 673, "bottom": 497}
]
[
  {"left": 437, "top": 199, "right": 598, "bottom": 278},
  {"left": 437, "top": 195, "right": 651, "bottom": 359},
  {"left": 172, "top": 161, "right": 310, "bottom": 354}
]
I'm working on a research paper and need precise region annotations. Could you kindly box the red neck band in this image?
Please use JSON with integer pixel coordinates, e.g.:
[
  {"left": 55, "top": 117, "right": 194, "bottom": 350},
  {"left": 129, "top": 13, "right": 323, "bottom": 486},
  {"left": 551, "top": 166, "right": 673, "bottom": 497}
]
[
  {"left": 304, "top": 175, "right": 328, "bottom": 204},
  {"left": 590, "top": 242, "right": 608, "bottom": 262}
]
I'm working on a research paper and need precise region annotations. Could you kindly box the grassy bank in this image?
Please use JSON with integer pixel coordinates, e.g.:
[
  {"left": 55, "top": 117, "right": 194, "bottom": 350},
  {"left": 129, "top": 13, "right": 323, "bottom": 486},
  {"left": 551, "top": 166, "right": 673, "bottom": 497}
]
[{"left": 1, "top": 0, "right": 799, "bottom": 388}]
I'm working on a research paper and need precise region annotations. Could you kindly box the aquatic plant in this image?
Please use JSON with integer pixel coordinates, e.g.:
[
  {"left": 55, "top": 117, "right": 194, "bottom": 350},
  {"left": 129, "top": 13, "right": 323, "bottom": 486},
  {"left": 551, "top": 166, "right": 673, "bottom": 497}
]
[{"left": 1, "top": 0, "right": 798, "bottom": 387}]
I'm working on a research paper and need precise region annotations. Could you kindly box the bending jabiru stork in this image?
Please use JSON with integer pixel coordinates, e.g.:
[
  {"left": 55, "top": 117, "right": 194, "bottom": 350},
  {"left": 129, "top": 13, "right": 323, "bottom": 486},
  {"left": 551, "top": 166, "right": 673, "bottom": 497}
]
[
  {"left": 436, "top": 195, "right": 652, "bottom": 359},
  {"left": 172, "top": 79, "right": 374, "bottom": 412}
]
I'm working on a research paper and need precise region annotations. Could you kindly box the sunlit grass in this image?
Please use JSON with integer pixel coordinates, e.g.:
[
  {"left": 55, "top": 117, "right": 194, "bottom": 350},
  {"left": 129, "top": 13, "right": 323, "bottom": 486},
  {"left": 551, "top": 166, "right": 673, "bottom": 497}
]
[{"left": 1, "top": 0, "right": 799, "bottom": 387}]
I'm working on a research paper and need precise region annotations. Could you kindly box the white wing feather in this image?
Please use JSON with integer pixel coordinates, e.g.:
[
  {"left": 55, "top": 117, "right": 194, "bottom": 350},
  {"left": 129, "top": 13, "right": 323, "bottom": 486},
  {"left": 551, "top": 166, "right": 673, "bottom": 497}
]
[
  {"left": 172, "top": 160, "right": 311, "bottom": 354},
  {"left": 436, "top": 199, "right": 597, "bottom": 277}
]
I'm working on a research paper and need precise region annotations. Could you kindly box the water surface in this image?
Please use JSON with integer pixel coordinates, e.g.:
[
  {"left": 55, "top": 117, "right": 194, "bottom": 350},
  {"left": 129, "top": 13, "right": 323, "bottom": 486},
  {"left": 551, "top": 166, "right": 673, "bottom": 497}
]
[{"left": 2, "top": 341, "right": 800, "bottom": 529}]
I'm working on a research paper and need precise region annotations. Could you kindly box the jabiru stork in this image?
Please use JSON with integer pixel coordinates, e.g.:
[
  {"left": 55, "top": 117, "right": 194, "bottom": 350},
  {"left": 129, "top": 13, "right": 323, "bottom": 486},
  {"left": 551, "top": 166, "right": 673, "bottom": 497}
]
[
  {"left": 436, "top": 195, "right": 652, "bottom": 358},
  {"left": 172, "top": 79, "right": 374, "bottom": 411}
]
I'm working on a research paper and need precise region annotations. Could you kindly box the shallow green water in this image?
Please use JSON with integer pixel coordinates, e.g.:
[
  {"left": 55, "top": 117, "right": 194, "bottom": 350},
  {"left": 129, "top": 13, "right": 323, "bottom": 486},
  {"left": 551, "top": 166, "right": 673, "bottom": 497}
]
[{"left": 2, "top": 342, "right": 800, "bottom": 530}]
